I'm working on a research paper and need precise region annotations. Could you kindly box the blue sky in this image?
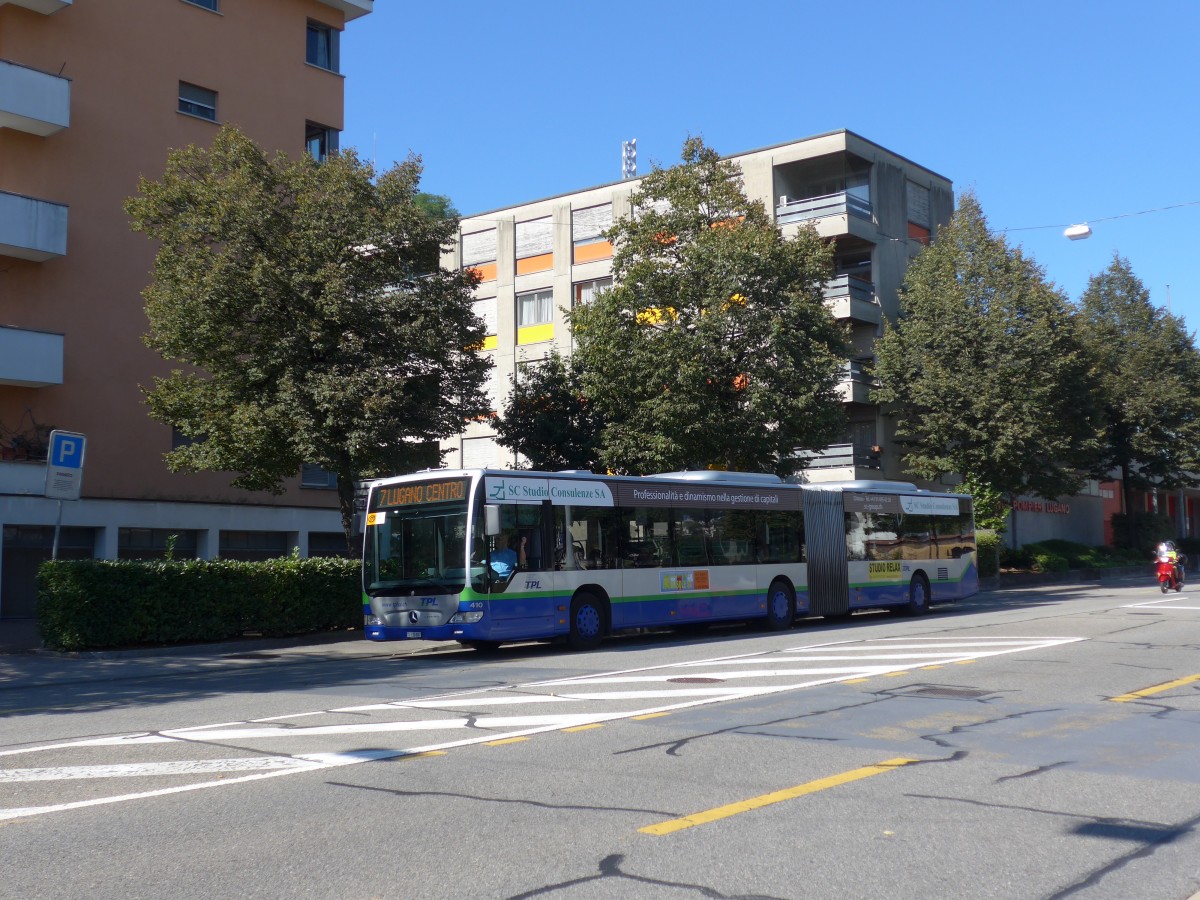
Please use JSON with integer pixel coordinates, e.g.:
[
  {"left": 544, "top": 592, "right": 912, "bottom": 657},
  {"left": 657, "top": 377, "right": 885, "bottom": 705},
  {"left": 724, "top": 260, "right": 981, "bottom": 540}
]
[{"left": 342, "top": 1, "right": 1200, "bottom": 331}]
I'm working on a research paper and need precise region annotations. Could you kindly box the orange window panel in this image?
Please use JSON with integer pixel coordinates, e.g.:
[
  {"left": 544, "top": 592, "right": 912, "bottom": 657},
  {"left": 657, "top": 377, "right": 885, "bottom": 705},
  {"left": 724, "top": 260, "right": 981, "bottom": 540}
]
[
  {"left": 516, "top": 253, "right": 553, "bottom": 275},
  {"left": 907, "top": 222, "right": 931, "bottom": 245},
  {"left": 573, "top": 240, "right": 613, "bottom": 264},
  {"left": 468, "top": 262, "right": 498, "bottom": 282}
]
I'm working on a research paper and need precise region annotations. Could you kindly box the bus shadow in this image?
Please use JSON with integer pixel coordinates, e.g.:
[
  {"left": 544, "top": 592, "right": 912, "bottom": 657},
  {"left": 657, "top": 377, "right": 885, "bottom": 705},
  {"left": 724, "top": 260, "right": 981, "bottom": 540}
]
[{"left": 0, "top": 585, "right": 1128, "bottom": 726}]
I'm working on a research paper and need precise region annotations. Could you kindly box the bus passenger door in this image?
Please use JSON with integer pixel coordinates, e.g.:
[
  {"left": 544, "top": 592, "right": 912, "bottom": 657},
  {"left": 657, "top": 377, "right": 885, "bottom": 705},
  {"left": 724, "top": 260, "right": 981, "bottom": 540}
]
[{"left": 486, "top": 500, "right": 557, "bottom": 638}]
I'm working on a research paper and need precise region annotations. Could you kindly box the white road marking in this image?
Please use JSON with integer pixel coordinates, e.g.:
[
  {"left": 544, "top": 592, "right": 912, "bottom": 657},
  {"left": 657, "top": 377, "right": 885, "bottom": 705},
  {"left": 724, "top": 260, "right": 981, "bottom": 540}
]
[
  {"left": 0, "top": 635, "right": 1084, "bottom": 822},
  {"left": 0, "top": 757, "right": 321, "bottom": 782},
  {"left": 1122, "top": 597, "right": 1200, "bottom": 610}
]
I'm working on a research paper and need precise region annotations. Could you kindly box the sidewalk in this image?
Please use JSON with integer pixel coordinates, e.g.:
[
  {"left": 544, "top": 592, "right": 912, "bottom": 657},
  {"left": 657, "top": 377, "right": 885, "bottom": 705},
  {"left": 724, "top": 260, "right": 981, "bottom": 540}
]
[
  {"left": 1, "top": 566, "right": 1153, "bottom": 659},
  {"left": 0, "top": 618, "right": 42, "bottom": 654}
]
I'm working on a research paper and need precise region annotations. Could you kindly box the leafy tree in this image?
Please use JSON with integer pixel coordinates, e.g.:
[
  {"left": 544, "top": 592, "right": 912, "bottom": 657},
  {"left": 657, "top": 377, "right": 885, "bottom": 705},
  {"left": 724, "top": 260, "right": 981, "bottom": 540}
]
[
  {"left": 872, "top": 192, "right": 1104, "bottom": 542},
  {"left": 492, "top": 350, "right": 605, "bottom": 470},
  {"left": 568, "top": 136, "right": 846, "bottom": 476},
  {"left": 1077, "top": 253, "right": 1200, "bottom": 544},
  {"left": 954, "top": 474, "right": 1007, "bottom": 533},
  {"left": 125, "top": 126, "right": 491, "bottom": 551}
]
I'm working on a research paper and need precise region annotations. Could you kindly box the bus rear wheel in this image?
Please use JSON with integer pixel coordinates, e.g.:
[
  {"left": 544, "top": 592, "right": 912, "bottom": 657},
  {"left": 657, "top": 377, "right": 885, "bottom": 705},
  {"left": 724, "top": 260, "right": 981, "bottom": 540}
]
[
  {"left": 762, "top": 579, "right": 795, "bottom": 631},
  {"left": 901, "top": 573, "right": 930, "bottom": 617},
  {"left": 569, "top": 592, "right": 607, "bottom": 651}
]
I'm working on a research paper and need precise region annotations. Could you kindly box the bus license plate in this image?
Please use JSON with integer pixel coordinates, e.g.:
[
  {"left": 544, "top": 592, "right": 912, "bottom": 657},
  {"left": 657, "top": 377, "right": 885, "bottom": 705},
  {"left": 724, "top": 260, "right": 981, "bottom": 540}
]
[{"left": 407, "top": 631, "right": 422, "bottom": 639}]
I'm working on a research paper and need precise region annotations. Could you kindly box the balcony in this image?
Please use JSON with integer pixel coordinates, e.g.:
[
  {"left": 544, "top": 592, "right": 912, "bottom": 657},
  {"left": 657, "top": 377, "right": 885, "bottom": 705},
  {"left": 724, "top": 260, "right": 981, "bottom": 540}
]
[
  {"left": 823, "top": 275, "right": 881, "bottom": 326},
  {"left": 0, "top": 0, "right": 72, "bottom": 12},
  {"left": 315, "top": 0, "right": 372, "bottom": 19},
  {"left": 836, "top": 358, "right": 875, "bottom": 404},
  {"left": 0, "top": 190, "right": 67, "bottom": 261},
  {"left": 0, "top": 59, "right": 70, "bottom": 136},
  {"left": 0, "top": 325, "right": 64, "bottom": 387},
  {"left": 794, "top": 442, "right": 882, "bottom": 480},
  {"left": 776, "top": 191, "right": 872, "bottom": 226}
]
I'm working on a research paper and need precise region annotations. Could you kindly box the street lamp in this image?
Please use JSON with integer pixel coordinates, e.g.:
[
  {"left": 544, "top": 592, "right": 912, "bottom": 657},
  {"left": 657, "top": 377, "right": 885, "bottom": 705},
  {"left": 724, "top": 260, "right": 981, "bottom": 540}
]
[{"left": 1063, "top": 223, "right": 1092, "bottom": 241}]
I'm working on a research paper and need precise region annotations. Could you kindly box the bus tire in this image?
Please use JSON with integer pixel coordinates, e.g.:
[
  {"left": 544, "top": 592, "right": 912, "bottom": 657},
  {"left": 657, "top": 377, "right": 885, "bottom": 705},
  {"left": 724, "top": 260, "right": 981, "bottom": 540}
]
[
  {"left": 902, "top": 573, "right": 931, "bottom": 617},
  {"left": 763, "top": 579, "right": 795, "bottom": 631},
  {"left": 569, "top": 592, "right": 607, "bottom": 651}
]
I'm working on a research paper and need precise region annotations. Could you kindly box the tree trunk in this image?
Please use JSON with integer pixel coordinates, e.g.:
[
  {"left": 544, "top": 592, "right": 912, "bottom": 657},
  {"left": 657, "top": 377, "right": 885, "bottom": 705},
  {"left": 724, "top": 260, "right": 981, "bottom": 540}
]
[
  {"left": 337, "top": 473, "right": 359, "bottom": 558},
  {"left": 1120, "top": 462, "right": 1136, "bottom": 550}
]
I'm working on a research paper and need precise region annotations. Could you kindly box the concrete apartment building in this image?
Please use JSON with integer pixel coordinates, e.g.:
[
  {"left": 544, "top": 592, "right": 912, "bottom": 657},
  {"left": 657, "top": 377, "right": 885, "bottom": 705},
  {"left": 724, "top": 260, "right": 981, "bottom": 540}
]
[
  {"left": 440, "top": 130, "right": 1120, "bottom": 549},
  {"left": 442, "top": 130, "right": 953, "bottom": 477},
  {"left": 0, "top": 0, "right": 372, "bottom": 620}
]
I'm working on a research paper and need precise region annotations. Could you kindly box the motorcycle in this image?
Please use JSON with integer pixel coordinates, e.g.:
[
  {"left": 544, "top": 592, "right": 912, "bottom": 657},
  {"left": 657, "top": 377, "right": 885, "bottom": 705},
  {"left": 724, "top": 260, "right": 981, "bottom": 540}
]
[{"left": 1156, "top": 557, "right": 1184, "bottom": 593}]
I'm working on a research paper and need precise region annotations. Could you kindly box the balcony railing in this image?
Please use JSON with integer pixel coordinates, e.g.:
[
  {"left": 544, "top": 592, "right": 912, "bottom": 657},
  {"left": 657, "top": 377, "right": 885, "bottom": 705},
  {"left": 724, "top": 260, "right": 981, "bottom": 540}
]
[
  {"left": 0, "top": 58, "right": 70, "bottom": 135},
  {"left": 836, "top": 358, "right": 876, "bottom": 404},
  {"left": 0, "top": 324, "right": 64, "bottom": 387},
  {"left": 794, "top": 442, "right": 881, "bottom": 470},
  {"left": 776, "top": 191, "right": 872, "bottom": 226},
  {"left": 0, "top": 190, "right": 68, "bottom": 261},
  {"left": 823, "top": 275, "right": 881, "bottom": 324}
]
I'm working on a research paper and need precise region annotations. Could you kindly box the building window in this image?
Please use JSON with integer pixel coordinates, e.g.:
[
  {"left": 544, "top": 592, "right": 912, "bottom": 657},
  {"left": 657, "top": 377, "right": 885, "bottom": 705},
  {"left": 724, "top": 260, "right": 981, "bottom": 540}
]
[
  {"left": 306, "top": 20, "right": 340, "bottom": 72},
  {"left": 515, "top": 217, "right": 553, "bottom": 275},
  {"left": 308, "top": 532, "right": 349, "bottom": 559},
  {"left": 573, "top": 277, "right": 612, "bottom": 306},
  {"left": 219, "top": 530, "right": 288, "bottom": 561},
  {"left": 906, "top": 181, "right": 931, "bottom": 245},
  {"left": 118, "top": 528, "right": 199, "bottom": 561},
  {"left": 517, "top": 288, "right": 553, "bottom": 328},
  {"left": 178, "top": 82, "right": 217, "bottom": 121},
  {"left": 473, "top": 296, "right": 498, "bottom": 350},
  {"left": 572, "top": 204, "right": 613, "bottom": 264},
  {"left": 462, "top": 228, "right": 498, "bottom": 282},
  {"left": 181, "top": 0, "right": 219, "bottom": 10},
  {"left": 300, "top": 463, "right": 338, "bottom": 489},
  {"left": 305, "top": 121, "right": 339, "bottom": 161}
]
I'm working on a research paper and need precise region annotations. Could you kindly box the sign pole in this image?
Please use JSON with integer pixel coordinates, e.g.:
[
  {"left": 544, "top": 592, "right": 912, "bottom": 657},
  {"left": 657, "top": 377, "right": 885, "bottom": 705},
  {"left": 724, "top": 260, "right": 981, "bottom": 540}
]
[
  {"left": 52, "top": 500, "right": 64, "bottom": 560},
  {"left": 44, "top": 430, "right": 87, "bottom": 562}
]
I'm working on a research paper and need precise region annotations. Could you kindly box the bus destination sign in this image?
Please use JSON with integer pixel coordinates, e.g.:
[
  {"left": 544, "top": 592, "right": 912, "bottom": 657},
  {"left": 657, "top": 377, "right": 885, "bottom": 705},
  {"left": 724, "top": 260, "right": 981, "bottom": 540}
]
[{"left": 373, "top": 478, "right": 468, "bottom": 510}]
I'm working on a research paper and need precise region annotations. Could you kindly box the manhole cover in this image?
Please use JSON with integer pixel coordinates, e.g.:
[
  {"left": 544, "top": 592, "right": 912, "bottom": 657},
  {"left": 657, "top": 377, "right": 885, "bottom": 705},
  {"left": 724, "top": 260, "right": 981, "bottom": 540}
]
[{"left": 667, "top": 676, "right": 725, "bottom": 684}]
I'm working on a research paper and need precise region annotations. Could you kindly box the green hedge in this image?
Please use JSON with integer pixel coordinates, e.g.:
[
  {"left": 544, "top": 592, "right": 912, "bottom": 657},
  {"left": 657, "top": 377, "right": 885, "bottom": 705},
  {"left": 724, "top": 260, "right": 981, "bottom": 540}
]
[
  {"left": 976, "top": 530, "right": 1001, "bottom": 578},
  {"left": 37, "top": 556, "right": 361, "bottom": 652}
]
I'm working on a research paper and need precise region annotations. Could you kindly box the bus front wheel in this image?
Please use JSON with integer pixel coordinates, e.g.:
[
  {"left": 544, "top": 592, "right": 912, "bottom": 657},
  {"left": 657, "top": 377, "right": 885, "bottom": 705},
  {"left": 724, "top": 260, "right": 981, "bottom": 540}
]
[
  {"left": 902, "top": 573, "right": 931, "bottom": 617},
  {"left": 569, "top": 592, "right": 607, "bottom": 651},
  {"left": 763, "top": 579, "right": 795, "bottom": 631}
]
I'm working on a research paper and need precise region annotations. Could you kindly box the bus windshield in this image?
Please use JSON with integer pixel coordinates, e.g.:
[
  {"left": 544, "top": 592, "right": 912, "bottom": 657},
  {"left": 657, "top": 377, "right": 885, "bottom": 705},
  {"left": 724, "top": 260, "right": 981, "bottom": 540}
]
[{"left": 365, "top": 478, "right": 470, "bottom": 595}]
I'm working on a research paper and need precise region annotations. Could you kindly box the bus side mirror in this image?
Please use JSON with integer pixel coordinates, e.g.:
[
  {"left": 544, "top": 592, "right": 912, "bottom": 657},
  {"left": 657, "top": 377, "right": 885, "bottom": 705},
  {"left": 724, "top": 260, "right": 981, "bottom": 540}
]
[{"left": 485, "top": 504, "right": 501, "bottom": 536}]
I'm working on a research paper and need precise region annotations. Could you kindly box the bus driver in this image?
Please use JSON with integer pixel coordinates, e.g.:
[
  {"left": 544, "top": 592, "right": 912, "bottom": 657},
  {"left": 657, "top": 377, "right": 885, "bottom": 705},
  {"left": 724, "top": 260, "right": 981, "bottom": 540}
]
[{"left": 489, "top": 533, "right": 527, "bottom": 579}]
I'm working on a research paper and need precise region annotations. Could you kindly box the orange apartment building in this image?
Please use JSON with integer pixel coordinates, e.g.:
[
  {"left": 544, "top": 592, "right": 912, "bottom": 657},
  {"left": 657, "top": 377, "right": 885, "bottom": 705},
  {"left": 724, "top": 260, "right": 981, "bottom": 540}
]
[{"left": 0, "top": 0, "right": 372, "bottom": 620}]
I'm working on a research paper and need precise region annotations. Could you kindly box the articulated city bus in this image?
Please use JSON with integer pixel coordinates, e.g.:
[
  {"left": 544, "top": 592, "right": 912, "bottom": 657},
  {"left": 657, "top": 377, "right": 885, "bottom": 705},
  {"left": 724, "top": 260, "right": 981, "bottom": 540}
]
[{"left": 361, "top": 468, "right": 978, "bottom": 650}]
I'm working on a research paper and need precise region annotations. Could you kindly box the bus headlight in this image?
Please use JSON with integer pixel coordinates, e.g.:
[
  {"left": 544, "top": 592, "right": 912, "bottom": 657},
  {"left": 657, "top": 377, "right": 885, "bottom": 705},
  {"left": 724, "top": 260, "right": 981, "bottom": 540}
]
[
  {"left": 365, "top": 615, "right": 383, "bottom": 626},
  {"left": 449, "top": 611, "right": 484, "bottom": 624}
]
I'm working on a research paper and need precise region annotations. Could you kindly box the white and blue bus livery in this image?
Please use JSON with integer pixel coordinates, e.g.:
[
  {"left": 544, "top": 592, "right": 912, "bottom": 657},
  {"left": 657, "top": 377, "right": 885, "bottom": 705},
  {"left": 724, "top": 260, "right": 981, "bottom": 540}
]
[{"left": 361, "top": 469, "right": 977, "bottom": 650}]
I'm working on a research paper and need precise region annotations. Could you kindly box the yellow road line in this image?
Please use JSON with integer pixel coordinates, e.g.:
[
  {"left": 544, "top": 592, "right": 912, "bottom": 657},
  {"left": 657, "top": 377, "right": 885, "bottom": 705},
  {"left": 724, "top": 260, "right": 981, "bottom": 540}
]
[
  {"left": 484, "top": 736, "right": 529, "bottom": 746},
  {"left": 639, "top": 758, "right": 917, "bottom": 836},
  {"left": 843, "top": 678, "right": 870, "bottom": 684},
  {"left": 1110, "top": 674, "right": 1200, "bottom": 703},
  {"left": 632, "top": 712, "right": 669, "bottom": 721},
  {"left": 563, "top": 723, "right": 605, "bottom": 733}
]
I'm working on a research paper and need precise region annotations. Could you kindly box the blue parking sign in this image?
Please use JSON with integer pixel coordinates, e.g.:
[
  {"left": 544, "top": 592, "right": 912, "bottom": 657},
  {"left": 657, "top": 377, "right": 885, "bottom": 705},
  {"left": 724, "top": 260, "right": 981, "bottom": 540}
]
[{"left": 50, "top": 431, "right": 86, "bottom": 469}]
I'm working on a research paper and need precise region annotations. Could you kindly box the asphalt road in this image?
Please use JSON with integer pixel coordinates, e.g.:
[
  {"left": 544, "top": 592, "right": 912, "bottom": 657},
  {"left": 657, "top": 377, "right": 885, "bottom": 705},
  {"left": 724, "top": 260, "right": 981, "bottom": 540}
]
[{"left": 2, "top": 579, "right": 1199, "bottom": 899}]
